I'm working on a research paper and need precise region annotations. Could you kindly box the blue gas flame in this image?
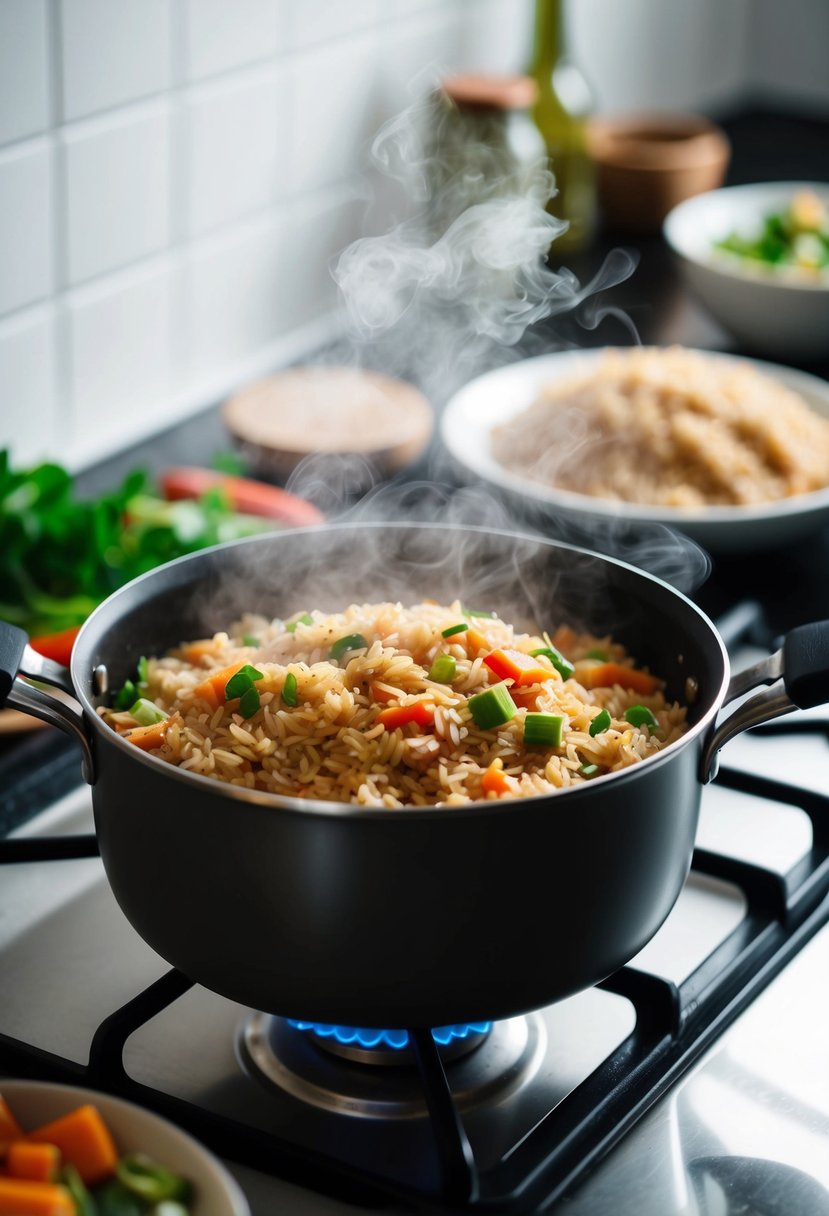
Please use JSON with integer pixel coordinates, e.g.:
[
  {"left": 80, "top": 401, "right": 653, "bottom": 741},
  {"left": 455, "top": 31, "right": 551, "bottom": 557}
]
[{"left": 287, "top": 1021, "right": 492, "bottom": 1050}]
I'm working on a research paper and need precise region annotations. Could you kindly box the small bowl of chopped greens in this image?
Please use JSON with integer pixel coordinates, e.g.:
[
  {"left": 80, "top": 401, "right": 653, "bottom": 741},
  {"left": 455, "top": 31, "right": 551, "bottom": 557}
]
[
  {"left": 664, "top": 181, "right": 829, "bottom": 360},
  {"left": 0, "top": 1079, "right": 250, "bottom": 1215}
]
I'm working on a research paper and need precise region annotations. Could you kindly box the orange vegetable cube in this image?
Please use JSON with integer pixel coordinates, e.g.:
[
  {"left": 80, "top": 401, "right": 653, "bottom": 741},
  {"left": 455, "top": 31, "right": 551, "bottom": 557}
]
[
  {"left": 0, "top": 1097, "right": 23, "bottom": 1143},
  {"left": 29, "top": 1105, "right": 118, "bottom": 1186},
  {"left": 376, "top": 701, "right": 436, "bottom": 731},
  {"left": 575, "top": 661, "right": 661, "bottom": 696},
  {"left": 481, "top": 758, "right": 514, "bottom": 795},
  {"left": 0, "top": 1177, "right": 74, "bottom": 1214},
  {"left": 191, "top": 661, "right": 247, "bottom": 709},
  {"left": 7, "top": 1142, "right": 60, "bottom": 1183},
  {"left": 483, "top": 648, "right": 553, "bottom": 686},
  {"left": 124, "top": 719, "right": 169, "bottom": 751}
]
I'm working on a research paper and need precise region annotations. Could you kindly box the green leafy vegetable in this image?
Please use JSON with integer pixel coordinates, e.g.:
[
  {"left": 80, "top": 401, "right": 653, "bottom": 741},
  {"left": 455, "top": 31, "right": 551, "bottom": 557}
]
[
  {"left": 116, "top": 1153, "right": 193, "bottom": 1204},
  {"left": 0, "top": 449, "right": 272, "bottom": 638},
  {"left": 239, "top": 687, "right": 261, "bottom": 717}
]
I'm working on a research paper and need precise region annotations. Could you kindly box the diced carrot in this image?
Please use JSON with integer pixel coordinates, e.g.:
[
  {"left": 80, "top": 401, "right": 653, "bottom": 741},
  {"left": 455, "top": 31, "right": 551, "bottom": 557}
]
[
  {"left": 191, "top": 661, "right": 247, "bottom": 709},
  {"left": 0, "top": 1177, "right": 74, "bottom": 1214},
  {"left": 124, "top": 719, "right": 169, "bottom": 751},
  {"left": 0, "top": 1098, "right": 23, "bottom": 1143},
  {"left": 179, "top": 639, "right": 219, "bottom": 665},
  {"left": 576, "top": 661, "right": 661, "bottom": 696},
  {"left": 28, "top": 626, "right": 82, "bottom": 669},
  {"left": 481, "top": 758, "right": 513, "bottom": 795},
  {"left": 7, "top": 1142, "right": 60, "bottom": 1184},
  {"left": 29, "top": 1105, "right": 117, "bottom": 1187},
  {"left": 483, "top": 648, "right": 552, "bottom": 686},
  {"left": 377, "top": 701, "right": 436, "bottom": 731},
  {"left": 464, "top": 628, "right": 489, "bottom": 655}
]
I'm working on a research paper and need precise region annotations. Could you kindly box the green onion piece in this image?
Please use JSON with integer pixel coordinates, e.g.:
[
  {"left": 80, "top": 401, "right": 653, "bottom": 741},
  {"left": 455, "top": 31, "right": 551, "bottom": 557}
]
[
  {"left": 129, "top": 698, "right": 169, "bottom": 727},
  {"left": 529, "top": 646, "right": 575, "bottom": 681},
  {"left": 242, "top": 634, "right": 260, "bottom": 647},
  {"left": 428, "top": 654, "right": 457, "bottom": 683},
  {"left": 580, "top": 763, "right": 600, "bottom": 778},
  {"left": 441, "top": 622, "right": 469, "bottom": 638},
  {"left": 285, "top": 612, "right": 313, "bottom": 633},
  {"left": 523, "top": 712, "right": 564, "bottom": 748},
  {"left": 329, "top": 633, "right": 368, "bottom": 661},
  {"left": 114, "top": 679, "right": 138, "bottom": 710},
  {"left": 239, "top": 686, "right": 261, "bottom": 717},
  {"left": 469, "top": 683, "right": 517, "bottom": 729},
  {"left": 589, "top": 708, "right": 612, "bottom": 737},
  {"left": 94, "top": 1179, "right": 145, "bottom": 1216},
  {"left": 282, "top": 671, "right": 298, "bottom": 706},
  {"left": 136, "top": 655, "right": 149, "bottom": 685},
  {"left": 624, "top": 704, "right": 658, "bottom": 730},
  {"left": 62, "top": 1164, "right": 96, "bottom": 1216},
  {"left": 585, "top": 647, "right": 608, "bottom": 661},
  {"left": 225, "top": 664, "right": 264, "bottom": 699},
  {"left": 464, "top": 607, "right": 496, "bottom": 618},
  {"left": 116, "top": 1154, "right": 193, "bottom": 1204}
]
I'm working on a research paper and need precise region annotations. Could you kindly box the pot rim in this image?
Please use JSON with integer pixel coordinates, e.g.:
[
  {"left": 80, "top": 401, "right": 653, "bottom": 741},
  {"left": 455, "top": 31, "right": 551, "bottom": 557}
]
[{"left": 72, "top": 521, "right": 730, "bottom": 819}]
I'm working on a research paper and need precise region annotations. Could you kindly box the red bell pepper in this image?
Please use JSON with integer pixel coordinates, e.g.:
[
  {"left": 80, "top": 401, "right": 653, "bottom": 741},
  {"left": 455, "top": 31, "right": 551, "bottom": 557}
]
[
  {"left": 28, "top": 624, "right": 81, "bottom": 668},
  {"left": 160, "top": 467, "right": 324, "bottom": 527}
]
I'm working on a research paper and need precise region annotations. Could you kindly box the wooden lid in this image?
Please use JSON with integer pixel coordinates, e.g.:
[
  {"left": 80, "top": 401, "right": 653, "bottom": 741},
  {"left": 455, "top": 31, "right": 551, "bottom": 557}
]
[
  {"left": 441, "top": 74, "right": 538, "bottom": 111},
  {"left": 223, "top": 368, "right": 434, "bottom": 477}
]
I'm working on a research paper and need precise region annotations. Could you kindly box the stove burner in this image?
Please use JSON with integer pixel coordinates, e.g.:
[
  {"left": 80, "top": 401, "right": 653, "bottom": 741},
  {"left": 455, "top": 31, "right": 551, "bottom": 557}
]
[
  {"left": 286, "top": 1019, "right": 492, "bottom": 1065},
  {"left": 240, "top": 1013, "right": 546, "bottom": 1119}
]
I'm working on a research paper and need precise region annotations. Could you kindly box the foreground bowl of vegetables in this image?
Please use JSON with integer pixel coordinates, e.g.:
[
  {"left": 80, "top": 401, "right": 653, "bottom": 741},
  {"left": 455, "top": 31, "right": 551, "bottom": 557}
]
[
  {"left": 2, "top": 523, "right": 829, "bottom": 1028},
  {"left": 663, "top": 181, "right": 829, "bottom": 359},
  {"left": 0, "top": 1080, "right": 249, "bottom": 1215}
]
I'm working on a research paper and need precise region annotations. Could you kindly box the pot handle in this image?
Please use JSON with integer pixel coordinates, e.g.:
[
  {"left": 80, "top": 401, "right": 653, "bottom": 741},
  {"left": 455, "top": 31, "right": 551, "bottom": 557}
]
[
  {"left": 700, "top": 620, "right": 829, "bottom": 784},
  {"left": 0, "top": 621, "right": 95, "bottom": 784}
]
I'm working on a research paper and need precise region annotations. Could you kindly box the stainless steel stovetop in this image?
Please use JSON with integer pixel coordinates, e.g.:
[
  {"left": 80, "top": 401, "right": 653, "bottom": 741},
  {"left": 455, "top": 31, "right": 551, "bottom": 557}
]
[{"left": 1, "top": 642, "right": 828, "bottom": 1215}]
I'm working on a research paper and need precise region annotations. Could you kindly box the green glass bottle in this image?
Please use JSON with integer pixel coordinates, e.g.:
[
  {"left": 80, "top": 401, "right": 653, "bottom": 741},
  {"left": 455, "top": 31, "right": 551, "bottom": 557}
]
[{"left": 528, "top": 0, "right": 596, "bottom": 252}]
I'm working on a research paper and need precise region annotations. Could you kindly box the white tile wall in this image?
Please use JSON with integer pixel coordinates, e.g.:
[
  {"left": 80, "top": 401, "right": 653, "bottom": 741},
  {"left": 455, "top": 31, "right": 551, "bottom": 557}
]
[
  {"left": 0, "top": 0, "right": 50, "bottom": 145},
  {"left": 68, "top": 261, "right": 179, "bottom": 443},
  {"left": 0, "top": 305, "right": 58, "bottom": 464},
  {"left": 0, "top": 140, "right": 53, "bottom": 315},
  {"left": 184, "top": 0, "right": 285, "bottom": 82},
  {"left": 63, "top": 102, "right": 172, "bottom": 285},
  {"left": 0, "top": 0, "right": 825, "bottom": 471},
  {"left": 185, "top": 65, "right": 290, "bottom": 238},
  {"left": 59, "top": 0, "right": 173, "bottom": 121}
]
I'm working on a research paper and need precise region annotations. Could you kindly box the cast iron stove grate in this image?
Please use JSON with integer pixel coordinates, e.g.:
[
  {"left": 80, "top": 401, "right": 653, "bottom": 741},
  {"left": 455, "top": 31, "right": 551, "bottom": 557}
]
[{"left": 2, "top": 607, "right": 829, "bottom": 1214}]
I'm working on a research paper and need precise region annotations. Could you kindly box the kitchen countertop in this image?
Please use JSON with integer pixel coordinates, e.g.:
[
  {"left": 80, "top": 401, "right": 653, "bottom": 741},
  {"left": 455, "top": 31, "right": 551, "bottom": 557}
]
[{"left": 3, "top": 105, "right": 829, "bottom": 825}]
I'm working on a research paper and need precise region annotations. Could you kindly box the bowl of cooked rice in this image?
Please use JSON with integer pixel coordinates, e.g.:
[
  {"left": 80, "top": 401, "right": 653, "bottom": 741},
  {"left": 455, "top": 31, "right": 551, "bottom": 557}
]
[
  {"left": 440, "top": 345, "right": 829, "bottom": 553},
  {"left": 5, "top": 522, "right": 827, "bottom": 1028}
]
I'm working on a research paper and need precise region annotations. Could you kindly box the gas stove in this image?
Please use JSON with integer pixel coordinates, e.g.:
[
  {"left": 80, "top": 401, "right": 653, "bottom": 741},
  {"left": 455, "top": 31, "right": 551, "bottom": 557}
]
[{"left": 1, "top": 605, "right": 828, "bottom": 1215}]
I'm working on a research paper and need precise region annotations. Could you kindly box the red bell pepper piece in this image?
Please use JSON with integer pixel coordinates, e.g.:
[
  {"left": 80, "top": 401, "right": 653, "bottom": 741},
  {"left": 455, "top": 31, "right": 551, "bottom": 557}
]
[{"left": 28, "top": 625, "right": 81, "bottom": 668}]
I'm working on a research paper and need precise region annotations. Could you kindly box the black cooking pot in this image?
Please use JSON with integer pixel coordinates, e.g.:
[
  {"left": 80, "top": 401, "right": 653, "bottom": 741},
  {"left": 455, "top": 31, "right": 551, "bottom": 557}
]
[{"left": 2, "top": 524, "right": 828, "bottom": 1028}]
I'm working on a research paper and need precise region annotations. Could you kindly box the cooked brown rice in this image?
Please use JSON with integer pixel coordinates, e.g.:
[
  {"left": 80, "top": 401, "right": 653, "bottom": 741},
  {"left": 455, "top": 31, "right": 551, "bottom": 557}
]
[
  {"left": 101, "top": 602, "right": 687, "bottom": 807},
  {"left": 493, "top": 346, "right": 829, "bottom": 508}
]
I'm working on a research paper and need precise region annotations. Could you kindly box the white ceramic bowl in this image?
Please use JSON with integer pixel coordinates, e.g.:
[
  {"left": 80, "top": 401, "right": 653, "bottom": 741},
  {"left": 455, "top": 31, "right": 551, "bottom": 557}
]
[
  {"left": 0, "top": 1079, "right": 250, "bottom": 1216},
  {"left": 440, "top": 348, "right": 829, "bottom": 554},
  {"left": 663, "top": 182, "right": 829, "bottom": 361}
]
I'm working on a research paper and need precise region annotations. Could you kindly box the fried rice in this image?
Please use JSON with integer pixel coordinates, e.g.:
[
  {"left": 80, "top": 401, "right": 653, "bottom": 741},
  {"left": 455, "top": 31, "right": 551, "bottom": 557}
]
[{"left": 100, "top": 601, "right": 688, "bottom": 807}]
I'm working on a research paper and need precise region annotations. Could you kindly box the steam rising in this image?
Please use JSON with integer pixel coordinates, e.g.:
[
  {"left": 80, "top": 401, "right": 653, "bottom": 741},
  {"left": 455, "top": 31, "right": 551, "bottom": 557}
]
[{"left": 281, "top": 83, "right": 711, "bottom": 622}]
